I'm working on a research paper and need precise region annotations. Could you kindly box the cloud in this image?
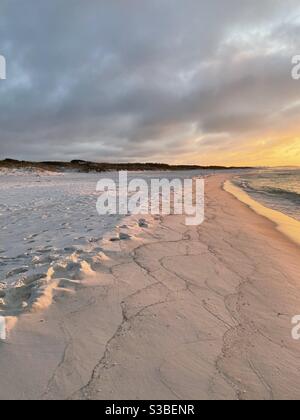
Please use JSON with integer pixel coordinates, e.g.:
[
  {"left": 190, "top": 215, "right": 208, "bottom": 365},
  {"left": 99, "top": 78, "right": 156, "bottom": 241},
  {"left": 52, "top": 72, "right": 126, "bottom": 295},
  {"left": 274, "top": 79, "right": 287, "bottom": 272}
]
[{"left": 0, "top": 0, "right": 300, "bottom": 164}]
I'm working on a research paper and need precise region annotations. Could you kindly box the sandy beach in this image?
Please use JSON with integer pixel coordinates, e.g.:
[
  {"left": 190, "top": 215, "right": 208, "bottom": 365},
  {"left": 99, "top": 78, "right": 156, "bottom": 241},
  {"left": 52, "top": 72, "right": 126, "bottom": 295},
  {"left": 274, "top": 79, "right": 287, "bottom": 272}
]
[{"left": 0, "top": 174, "right": 300, "bottom": 400}]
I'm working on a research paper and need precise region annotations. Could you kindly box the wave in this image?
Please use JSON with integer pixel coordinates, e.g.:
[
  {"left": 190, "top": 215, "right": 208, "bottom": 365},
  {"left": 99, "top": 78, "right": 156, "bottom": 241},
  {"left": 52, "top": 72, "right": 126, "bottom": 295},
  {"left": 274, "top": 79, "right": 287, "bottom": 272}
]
[
  {"left": 224, "top": 181, "right": 300, "bottom": 248},
  {"left": 252, "top": 186, "right": 300, "bottom": 203},
  {"left": 235, "top": 180, "right": 300, "bottom": 205}
]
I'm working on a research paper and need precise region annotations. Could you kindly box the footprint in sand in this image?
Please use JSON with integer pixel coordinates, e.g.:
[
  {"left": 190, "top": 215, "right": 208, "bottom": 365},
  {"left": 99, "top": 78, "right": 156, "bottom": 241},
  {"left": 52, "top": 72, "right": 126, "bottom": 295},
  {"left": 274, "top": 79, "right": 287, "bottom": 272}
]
[
  {"left": 138, "top": 218, "right": 149, "bottom": 228},
  {"left": 6, "top": 267, "right": 29, "bottom": 278},
  {"left": 119, "top": 233, "right": 131, "bottom": 240},
  {"left": 110, "top": 233, "right": 131, "bottom": 241}
]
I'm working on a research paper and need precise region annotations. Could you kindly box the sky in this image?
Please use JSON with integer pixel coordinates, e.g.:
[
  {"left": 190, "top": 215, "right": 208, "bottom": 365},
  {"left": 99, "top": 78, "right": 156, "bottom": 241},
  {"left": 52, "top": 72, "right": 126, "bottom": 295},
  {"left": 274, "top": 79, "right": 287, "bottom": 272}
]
[{"left": 0, "top": 0, "right": 300, "bottom": 166}]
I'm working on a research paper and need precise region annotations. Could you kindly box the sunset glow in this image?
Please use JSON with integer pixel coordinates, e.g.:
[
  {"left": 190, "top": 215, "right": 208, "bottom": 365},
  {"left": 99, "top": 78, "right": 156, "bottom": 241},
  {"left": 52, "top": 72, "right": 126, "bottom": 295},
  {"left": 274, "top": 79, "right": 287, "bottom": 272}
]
[{"left": 1, "top": 1, "right": 300, "bottom": 166}]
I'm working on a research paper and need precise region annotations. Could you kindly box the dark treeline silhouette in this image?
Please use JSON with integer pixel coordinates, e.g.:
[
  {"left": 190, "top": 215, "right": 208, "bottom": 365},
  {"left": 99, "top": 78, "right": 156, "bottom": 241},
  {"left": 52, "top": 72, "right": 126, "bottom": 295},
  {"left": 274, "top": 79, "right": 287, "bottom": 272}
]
[{"left": 0, "top": 159, "right": 252, "bottom": 173}]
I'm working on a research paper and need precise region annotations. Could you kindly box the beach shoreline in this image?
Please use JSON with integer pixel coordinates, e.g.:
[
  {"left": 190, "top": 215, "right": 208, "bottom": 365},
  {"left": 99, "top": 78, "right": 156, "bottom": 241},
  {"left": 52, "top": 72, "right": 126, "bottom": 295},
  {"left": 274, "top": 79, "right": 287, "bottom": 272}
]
[
  {"left": 0, "top": 174, "right": 300, "bottom": 400},
  {"left": 224, "top": 179, "right": 300, "bottom": 248}
]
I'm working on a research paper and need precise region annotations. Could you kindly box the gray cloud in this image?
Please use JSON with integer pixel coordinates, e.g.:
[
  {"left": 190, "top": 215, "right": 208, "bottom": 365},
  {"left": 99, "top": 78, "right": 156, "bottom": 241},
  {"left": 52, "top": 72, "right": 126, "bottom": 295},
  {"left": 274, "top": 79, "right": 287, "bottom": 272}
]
[{"left": 0, "top": 0, "right": 300, "bottom": 163}]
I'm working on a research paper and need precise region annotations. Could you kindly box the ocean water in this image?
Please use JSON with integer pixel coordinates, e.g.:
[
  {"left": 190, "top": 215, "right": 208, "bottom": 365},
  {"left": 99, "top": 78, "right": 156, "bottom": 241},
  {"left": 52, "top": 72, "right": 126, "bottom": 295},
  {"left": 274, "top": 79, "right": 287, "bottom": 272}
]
[{"left": 234, "top": 168, "right": 300, "bottom": 222}]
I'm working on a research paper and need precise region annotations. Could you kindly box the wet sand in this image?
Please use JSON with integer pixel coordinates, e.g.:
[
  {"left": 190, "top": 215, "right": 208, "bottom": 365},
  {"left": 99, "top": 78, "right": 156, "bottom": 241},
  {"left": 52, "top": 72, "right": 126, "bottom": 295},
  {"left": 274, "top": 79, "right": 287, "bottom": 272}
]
[
  {"left": 224, "top": 180, "right": 300, "bottom": 247},
  {"left": 0, "top": 174, "right": 300, "bottom": 400}
]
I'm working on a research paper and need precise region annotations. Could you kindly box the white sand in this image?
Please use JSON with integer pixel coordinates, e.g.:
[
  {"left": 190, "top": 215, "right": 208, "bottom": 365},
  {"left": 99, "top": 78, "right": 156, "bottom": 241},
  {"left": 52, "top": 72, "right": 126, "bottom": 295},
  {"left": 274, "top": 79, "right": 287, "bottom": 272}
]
[{"left": 0, "top": 174, "right": 300, "bottom": 400}]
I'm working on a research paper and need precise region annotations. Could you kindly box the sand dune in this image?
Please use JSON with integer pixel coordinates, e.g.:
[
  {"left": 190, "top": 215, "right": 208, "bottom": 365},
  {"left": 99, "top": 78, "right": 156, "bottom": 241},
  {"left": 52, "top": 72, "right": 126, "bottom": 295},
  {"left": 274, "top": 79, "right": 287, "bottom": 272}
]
[{"left": 0, "top": 175, "right": 300, "bottom": 400}]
